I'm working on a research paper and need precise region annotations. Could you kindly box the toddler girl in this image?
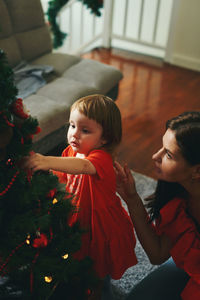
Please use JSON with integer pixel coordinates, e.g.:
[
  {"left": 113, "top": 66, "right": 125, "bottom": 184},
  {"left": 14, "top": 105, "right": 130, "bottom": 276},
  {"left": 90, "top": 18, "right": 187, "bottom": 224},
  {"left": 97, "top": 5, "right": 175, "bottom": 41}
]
[{"left": 26, "top": 94, "right": 137, "bottom": 298}]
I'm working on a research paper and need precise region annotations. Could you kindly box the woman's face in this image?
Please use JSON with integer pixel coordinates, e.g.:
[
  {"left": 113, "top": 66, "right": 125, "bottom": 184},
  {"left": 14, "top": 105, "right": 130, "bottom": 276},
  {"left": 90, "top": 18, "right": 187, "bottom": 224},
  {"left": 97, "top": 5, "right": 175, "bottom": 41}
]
[{"left": 152, "top": 129, "right": 193, "bottom": 184}]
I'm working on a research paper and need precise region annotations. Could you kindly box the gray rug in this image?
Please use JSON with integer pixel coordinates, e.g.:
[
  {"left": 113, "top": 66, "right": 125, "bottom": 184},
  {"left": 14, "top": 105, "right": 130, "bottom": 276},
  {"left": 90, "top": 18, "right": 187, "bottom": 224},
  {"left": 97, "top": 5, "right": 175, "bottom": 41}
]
[{"left": 111, "top": 171, "right": 158, "bottom": 299}]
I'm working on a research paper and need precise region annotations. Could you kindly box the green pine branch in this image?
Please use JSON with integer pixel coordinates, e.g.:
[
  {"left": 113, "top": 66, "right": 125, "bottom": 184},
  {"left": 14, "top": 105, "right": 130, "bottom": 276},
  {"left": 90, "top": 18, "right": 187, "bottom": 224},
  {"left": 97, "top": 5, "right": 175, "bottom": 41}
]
[{"left": 46, "top": 0, "right": 103, "bottom": 48}]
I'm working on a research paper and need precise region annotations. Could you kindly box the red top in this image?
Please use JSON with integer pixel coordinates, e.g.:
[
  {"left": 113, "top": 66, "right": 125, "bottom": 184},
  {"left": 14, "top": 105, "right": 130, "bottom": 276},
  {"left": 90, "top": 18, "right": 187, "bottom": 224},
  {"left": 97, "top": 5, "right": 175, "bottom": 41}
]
[
  {"left": 53, "top": 146, "right": 137, "bottom": 279},
  {"left": 156, "top": 197, "right": 200, "bottom": 300}
]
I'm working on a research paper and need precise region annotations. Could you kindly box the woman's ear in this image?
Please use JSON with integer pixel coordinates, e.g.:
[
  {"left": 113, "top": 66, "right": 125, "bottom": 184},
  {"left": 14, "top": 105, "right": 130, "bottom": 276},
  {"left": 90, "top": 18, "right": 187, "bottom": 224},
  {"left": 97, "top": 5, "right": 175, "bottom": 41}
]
[{"left": 192, "top": 165, "right": 200, "bottom": 180}]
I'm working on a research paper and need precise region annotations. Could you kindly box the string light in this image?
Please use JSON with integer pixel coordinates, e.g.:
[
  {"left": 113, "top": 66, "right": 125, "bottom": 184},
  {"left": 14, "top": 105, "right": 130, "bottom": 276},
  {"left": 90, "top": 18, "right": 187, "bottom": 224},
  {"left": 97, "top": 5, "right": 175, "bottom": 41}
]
[
  {"left": 44, "top": 276, "right": 52, "bottom": 283},
  {"left": 52, "top": 198, "right": 58, "bottom": 204},
  {"left": 62, "top": 253, "right": 69, "bottom": 260},
  {"left": 26, "top": 234, "right": 31, "bottom": 245}
]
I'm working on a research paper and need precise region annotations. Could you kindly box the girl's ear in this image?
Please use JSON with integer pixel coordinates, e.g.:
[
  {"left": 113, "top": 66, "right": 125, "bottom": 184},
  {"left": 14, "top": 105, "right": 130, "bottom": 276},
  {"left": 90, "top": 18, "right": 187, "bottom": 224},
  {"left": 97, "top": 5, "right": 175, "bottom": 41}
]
[
  {"left": 192, "top": 165, "right": 200, "bottom": 180},
  {"left": 101, "top": 138, "right": 107, "bottom": 145}
]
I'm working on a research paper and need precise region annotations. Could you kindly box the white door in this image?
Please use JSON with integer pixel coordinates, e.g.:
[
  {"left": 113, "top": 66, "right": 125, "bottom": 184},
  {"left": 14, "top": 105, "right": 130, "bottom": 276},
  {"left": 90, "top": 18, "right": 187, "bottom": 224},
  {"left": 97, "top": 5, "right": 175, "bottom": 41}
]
[{"left": 107, "top": 0, "right": 179, "bottom": 60}]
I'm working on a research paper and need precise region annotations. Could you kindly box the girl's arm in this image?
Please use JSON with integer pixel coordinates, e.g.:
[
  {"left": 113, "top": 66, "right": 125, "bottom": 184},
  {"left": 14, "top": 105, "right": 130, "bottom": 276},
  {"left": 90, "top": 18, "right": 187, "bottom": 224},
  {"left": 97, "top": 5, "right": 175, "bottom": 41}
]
[
  {"left": 114, "top": 161, "right": 172, "bottom": 265},
  {"left": 25, "top": 153, "right": 96, "bottom": 175}
]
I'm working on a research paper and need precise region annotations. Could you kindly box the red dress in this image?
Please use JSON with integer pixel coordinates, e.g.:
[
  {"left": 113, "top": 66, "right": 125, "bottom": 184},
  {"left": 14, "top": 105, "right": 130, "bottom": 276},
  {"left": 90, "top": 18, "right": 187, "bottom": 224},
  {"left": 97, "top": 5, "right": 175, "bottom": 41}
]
[
  {"left": 54, "top": 146, "right": 137, "bottom": 279},
  {"left": 156, "top": 197, "right": 200, "bottom": 300}
]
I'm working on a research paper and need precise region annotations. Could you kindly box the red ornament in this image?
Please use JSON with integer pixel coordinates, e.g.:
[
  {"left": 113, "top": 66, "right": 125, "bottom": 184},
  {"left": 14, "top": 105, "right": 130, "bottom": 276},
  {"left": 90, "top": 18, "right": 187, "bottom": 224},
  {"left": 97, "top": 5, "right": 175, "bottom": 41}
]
[
  {"left": 32, "top": 233, "right": 48, "bottom": 248},
  {"left": 35, "top": 126, "right": 41, "bottom": 134},
  {"left": 11, "top": 98, "right": 29, "bottom": 119},
  {"left": 86, "top": 288, "right": 92, "bottom": 296},
  {"left": 47, "top": 188, "right": 57, "bottom": 198}
]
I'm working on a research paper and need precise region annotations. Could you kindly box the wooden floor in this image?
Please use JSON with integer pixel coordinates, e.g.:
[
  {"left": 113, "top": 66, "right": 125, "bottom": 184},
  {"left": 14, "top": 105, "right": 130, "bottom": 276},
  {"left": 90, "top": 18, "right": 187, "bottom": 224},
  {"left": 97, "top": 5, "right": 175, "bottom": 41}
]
[{"left": 82, "top": 48, "right": 200, "bottom": 179}]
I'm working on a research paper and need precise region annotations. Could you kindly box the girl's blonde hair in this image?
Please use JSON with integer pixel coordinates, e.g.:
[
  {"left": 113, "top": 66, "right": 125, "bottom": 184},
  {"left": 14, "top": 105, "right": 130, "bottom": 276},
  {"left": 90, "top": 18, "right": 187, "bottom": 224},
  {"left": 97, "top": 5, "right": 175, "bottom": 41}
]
[{"left": 71, "top": 94, "right": 122, "bottom": 154}]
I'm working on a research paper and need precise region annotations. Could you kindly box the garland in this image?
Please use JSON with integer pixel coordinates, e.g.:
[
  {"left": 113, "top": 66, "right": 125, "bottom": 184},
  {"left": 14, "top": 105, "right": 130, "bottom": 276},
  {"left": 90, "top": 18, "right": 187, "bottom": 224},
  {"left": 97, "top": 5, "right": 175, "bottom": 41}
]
[{"left": 47, "top": 0, "right": 104, "bottom": 48}]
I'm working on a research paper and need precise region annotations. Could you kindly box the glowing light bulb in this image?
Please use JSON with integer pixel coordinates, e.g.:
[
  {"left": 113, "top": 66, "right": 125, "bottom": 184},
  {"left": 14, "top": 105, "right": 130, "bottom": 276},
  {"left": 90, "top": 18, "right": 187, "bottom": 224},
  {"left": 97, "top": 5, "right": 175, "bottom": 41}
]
[
  {"left": 62, "top": 253, "right": 69, "bottom": 259},
  {"left": 26, "top": 234, "right": 31, "bottom": 245},
  {"left": 44, "top": 276, "right": 52, "bottom": 283},
  {"left": 52, "top": 198, "right": 58, "bottom": 204}
]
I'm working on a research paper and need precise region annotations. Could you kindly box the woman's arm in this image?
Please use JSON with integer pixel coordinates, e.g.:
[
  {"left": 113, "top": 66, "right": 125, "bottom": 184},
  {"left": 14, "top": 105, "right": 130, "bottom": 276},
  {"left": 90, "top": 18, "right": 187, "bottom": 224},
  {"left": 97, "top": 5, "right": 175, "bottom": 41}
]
[
  {"left": 24, "top": 153, "right": 96, "bottom": 175},
  {"left": 114, "top": 161, "right": 172, "bottom": 264}
]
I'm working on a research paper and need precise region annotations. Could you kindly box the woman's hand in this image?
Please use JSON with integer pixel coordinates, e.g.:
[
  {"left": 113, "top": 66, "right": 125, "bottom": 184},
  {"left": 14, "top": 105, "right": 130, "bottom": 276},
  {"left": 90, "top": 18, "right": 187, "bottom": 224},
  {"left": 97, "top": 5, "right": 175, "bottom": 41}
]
[{"left": 114, "top": 161, "right": 138, "bottom": 206}]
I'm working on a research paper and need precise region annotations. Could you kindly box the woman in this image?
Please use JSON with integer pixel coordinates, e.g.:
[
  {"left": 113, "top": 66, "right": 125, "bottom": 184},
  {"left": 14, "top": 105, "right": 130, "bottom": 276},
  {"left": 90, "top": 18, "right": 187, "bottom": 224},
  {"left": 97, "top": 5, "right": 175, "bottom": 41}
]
[{"left": 115, "top": 111, "right": 200, "bottom": 300}]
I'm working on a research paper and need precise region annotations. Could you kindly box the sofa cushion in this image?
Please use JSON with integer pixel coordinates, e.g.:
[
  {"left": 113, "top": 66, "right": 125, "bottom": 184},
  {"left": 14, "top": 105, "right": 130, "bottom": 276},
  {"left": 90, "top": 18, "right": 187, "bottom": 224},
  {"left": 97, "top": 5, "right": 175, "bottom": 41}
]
[
  {"left": 0, "top": 37, "right": 22, "bottom": 67},
  {"left": 23, "top": 95, "right": 70, "bottom": 142},
  {"left": 16, "top": 27, "right": 52, "bottom": 62},
  {"left": 31, "top": 53, "right": 82, "bottom": 76},
  {"left": 62, "top": 59, "right": 123, "bottom": 95},
  {"left": 5, "top": 0, "right": 45, "bottom": 33},
  {"left": 0, "top": 0, "right": 13, "bottom": 38},
  {"left": 37, "top": 78, "right": 98, "bottom": 104}
]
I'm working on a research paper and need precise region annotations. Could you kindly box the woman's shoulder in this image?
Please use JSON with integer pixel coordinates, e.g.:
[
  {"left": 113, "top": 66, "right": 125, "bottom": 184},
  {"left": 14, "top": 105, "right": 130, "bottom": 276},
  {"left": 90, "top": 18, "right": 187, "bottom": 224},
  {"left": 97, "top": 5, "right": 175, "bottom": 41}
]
[
  {"left": 157, "top": 197, "right": 196, "bottom": 240},
  {"left": 160, "top": 197, "right": 186, "bottom": 221},
  {"left": 156, "top": 197, "right": 186, "bottom": 230}
]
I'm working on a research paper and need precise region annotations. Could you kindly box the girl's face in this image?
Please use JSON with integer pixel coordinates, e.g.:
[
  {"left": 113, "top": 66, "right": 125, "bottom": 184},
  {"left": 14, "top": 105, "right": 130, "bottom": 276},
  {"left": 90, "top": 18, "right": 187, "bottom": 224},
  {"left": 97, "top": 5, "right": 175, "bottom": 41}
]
[
  {"left": 67, "top": 108, "right": 106, "bottom": 156},
  {"left": 152, "top": 129, "right": 193, "bottom": 184}
]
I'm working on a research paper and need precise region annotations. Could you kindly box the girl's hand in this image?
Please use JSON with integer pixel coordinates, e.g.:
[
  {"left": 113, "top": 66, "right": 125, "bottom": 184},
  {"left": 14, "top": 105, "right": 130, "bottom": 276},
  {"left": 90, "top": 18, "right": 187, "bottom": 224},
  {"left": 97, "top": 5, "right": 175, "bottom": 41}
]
[
  {"left": 114, "top": 161, "right": 138, "bottom": 206},
  {"left": 23, "top": 153, "right": 49, "bottom": 172}
]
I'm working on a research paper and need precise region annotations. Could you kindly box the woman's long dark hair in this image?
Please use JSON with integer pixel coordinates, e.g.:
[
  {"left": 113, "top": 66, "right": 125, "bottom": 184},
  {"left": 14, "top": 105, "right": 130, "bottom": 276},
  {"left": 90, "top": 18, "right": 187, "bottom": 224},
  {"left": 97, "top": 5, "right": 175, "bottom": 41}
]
[{"left": 147, "top": 111, "right": 200, "bottom": 222}]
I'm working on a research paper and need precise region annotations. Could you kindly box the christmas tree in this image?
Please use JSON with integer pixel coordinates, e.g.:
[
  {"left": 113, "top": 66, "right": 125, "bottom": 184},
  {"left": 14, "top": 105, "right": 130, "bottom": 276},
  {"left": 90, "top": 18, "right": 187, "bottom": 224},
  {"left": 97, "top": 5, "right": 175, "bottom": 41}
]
[{"left": 0, "top": 50, "right": 97, "bottom": 299}]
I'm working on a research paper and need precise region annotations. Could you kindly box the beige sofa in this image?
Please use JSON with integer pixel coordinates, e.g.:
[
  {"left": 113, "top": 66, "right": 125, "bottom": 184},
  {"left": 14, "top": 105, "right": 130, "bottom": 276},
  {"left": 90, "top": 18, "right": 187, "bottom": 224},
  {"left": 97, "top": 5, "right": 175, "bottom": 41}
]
[{"left": 0, "top": 0, "right": 123, "bottom": 154}]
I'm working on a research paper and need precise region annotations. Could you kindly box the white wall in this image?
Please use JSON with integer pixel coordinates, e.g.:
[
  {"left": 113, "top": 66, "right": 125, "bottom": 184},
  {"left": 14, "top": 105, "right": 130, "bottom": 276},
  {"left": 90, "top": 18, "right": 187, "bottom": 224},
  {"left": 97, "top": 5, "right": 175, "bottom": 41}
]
[{"left": 166, "top": 0, "right": 200, "bottom": 71}]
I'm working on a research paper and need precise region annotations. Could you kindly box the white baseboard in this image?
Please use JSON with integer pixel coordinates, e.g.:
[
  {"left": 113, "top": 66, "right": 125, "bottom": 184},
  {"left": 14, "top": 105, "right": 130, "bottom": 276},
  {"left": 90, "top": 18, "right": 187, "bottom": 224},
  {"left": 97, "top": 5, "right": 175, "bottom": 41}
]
[{"left": 167, "top": 53, "right": 200, "bottom": 72}]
